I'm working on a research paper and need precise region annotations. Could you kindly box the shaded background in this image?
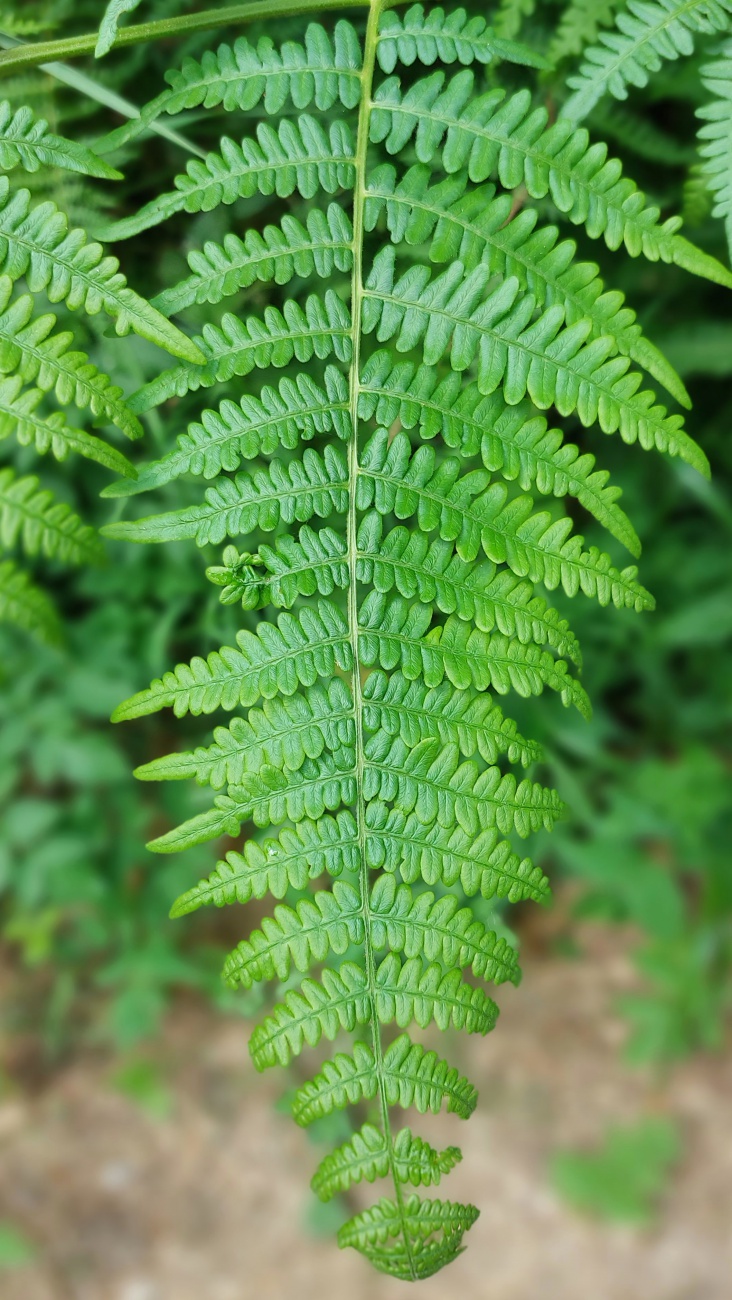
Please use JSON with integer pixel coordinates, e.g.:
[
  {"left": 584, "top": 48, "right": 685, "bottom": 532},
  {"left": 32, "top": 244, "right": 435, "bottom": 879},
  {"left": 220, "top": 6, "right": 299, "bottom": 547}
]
[{"left": 0, "top": 0, "right": 730, "bottom": 1295}]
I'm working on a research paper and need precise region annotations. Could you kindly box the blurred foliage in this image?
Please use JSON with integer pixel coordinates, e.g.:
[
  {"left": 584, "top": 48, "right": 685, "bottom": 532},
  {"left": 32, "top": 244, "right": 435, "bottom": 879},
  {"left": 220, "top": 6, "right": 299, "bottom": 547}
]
[{"left": 550, "top": 1117, "right": 681, "bottom": 1224}]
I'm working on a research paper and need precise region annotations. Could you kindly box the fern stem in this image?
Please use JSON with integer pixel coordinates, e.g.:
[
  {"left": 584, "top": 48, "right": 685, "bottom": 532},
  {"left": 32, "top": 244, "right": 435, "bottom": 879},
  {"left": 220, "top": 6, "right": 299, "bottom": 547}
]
[
  {"left": 0, "top": 0, "right": 385, "bottom": 74},
  {"left": 346, "top": 0, "right": 417, "bottom": 1278}
]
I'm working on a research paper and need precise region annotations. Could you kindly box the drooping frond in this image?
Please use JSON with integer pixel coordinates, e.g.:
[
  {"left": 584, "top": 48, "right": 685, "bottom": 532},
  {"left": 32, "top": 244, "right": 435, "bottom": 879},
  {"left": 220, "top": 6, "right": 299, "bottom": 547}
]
[
  {"left": 561, "top": 0, "right": 732, "bottom": 123},
  {"left": 0, "top": 100, "right": 122, "bottom": 178},
  {"left": 100, "top": 2, "right": 719, "bottom": 1278},
  {"left": 697, "top": 40, "right": 732, "bottom": 261}
]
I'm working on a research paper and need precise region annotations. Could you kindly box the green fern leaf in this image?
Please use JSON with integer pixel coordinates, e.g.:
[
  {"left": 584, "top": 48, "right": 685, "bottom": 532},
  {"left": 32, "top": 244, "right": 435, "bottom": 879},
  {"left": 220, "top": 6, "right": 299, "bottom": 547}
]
[
  {"left": 249, "top": 955, "right": 498, "bottom": 1071},
  {"left": 130, "top": 292, "right": 352, "bottom": 408},
  {"left": 363, "top": 250, "right": 708, "bottom": 472},
  {"left": 0, "top": 100, "right": 121, "bottom": 178},
  {"left": 0, "top": 557, "right": 62, "bottom": 644},
  {"left": 377, "top": 4, "right": 549, "bottom": 72},
  {"left": 111, "top": 600, "right": 352, "bottom": 721},
  {"left": 370, "top": 70, "right": 732, "bottom": 286},
  {"left": 152, "top": 205, "right": 354, "bottom": 315},
  {"left": 0, "top": 466, "right": 102, "bottom": 564},
  {"left": 365, "top": 163, "right": 689, "bottom": 406},
  {"left": 312, "top": 1122, "right": 461, "bottom": 1201},
  {"left": 697, "top": 40, "right": 732, "bottom": 262},
  {"left": 548, "top": 0, "right": 625, "bottom": 64},
  {"left": 0, "top": 278, "right": 142, "bottom": 440},
  {"left": 170, "top": 812, "right": 360, "bottom": 916},
  {"left": 103, "top": 117, "right": 356, "bottom": 240},
  {"left": 561, "top": 0, "right": 732, "bottom": 123},
  {"left": 96, "top": 0, "right": 145, "bottom": 58},
  {"left": 96, "top": 20, "right": 364, "bottom": 151},
  {"left": 292, "top": 1034, "right": 478, "bottom": 1128},
  {"left": 0, "top": 180, "right": 203, "bottom": 361},
  {"left": 338, "top": 1194, "right": 479, "bottom": 1279},
  {"left": 104, "top": 6, "right": 714, "bottom": 1275},
  {"left": 0, "top": 375, "right": 135, "bottom": 476},
  {"left": 359, "top": 354, "right": 640, "bottom": 553},
  {"left": 104, "top": 367, "right": 350, "bottom": 498}
]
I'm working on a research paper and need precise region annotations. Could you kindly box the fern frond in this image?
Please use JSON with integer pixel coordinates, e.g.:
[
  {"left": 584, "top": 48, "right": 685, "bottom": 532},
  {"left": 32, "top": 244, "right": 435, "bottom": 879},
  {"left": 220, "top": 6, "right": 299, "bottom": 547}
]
[
  {"left": 0, "top": 558, "right": 61, "bottom": 644},
  {"left": 292, "top": 1035, "right": 478, "bottom": 1127},
  {"left": 561, "top": 0, "right": 732, "bottom": 123},
  {"left": 0, "top": 466, "right": 102, "bottom": 564},
  {"left": 97, "top": 20, "right": 364, "bottom": 152},
  {"left": 370, "top": 70, "right": 732, "bottom": 286},
  {"left": 0, "top": 180, "right": 202, "bottom": 361},
  {"left": 103, "top": 117, "right": 356, "bottom": 240},
  {"left": 697, "top": 40, "right": 732, "bottom": 261},
  {"left": 312, "top": 1122, "right": 461, "bottom": 1201},
  {"left": 377, "top": 4, "right": 549, "bottom": 73},
  {"left": 0, "top": 100, "right": 121, "bottom": 178},
  {"left": 105, "top": 4, "right": 714, "bottom": 1275}
]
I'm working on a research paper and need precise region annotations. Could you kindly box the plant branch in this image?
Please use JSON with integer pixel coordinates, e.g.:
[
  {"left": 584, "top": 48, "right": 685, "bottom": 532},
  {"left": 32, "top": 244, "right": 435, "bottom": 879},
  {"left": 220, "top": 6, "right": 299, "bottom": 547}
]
[{"left": 0, "top": 0, "right": 381, "bottom": 75}]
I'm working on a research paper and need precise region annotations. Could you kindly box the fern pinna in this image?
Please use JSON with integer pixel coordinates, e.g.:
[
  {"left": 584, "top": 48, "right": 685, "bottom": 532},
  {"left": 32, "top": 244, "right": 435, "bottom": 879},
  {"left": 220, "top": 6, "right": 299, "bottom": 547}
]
[{"left": 100, "top": 0, "right": 729, "bottom": 1280}]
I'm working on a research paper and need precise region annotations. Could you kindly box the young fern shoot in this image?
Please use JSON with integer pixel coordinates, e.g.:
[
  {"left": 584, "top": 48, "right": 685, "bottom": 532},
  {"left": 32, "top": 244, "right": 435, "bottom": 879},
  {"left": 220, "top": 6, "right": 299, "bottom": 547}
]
[{"left": 101, "top": 0, "right": 727, "bottom": 1280}]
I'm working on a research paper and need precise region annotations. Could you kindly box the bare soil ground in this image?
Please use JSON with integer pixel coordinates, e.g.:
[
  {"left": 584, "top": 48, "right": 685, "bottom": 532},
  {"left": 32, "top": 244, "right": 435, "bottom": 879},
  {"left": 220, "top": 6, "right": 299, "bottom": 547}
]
[{"left": 0, "top": 922, "right": 730, "bottom": 1300}]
